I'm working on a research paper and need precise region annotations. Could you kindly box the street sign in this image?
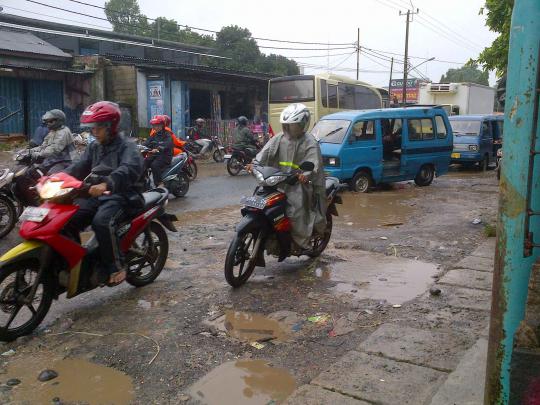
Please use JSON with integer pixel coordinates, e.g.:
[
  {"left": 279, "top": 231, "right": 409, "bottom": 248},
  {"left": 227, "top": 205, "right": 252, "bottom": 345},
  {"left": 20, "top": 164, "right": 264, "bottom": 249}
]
[{"left": 390, "top": 78, "right": 420, "bottom": 103}]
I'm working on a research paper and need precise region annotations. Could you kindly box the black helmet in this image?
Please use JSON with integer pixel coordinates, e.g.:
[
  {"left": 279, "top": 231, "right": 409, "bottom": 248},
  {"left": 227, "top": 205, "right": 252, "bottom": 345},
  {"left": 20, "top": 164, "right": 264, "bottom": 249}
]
[{"left": 237, "top": 116, "right": 248, "bottom": 126}]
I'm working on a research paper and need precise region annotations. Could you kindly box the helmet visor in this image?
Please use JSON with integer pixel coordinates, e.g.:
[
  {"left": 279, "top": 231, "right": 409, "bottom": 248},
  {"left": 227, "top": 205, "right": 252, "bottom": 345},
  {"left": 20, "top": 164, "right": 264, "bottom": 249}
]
[{"left": 80, "top": 121, "right": 111, "bottom": 129}]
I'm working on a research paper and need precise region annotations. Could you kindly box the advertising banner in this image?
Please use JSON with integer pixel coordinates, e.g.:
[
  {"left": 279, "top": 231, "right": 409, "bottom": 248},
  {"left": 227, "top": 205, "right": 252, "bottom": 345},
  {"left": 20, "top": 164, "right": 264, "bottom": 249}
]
[{"left": 390, "top": 78, "right": 420, "bottom": 103}]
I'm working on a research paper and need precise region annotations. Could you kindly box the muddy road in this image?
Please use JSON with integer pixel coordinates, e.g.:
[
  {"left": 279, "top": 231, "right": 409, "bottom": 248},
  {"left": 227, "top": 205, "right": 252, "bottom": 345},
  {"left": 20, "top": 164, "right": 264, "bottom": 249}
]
[{"left": 0, "top": 161, "right": 499, "bottom": 404}]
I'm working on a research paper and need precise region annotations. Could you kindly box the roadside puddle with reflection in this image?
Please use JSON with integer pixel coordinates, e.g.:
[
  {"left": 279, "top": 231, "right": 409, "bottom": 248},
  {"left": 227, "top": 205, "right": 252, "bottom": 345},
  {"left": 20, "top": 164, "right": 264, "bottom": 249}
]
[
  {"left": 210, "top": 310, "right": 290, "bottom": 342},
  {"left": 6, "top": 355, "right": 134, "bottom": 405},
  {"left": 189, "top": 359, "right": 296, "bottom": 405}
]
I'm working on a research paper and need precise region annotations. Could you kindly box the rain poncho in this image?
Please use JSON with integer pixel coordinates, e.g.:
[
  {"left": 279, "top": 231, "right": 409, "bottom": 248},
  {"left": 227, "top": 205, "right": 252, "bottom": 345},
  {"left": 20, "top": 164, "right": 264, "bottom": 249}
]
[
  {"left": 254, "top": 131, "right": 327, "bottom": 248},
  {"left": 30, "top": 126, "right": 75, "bottom": 170}
]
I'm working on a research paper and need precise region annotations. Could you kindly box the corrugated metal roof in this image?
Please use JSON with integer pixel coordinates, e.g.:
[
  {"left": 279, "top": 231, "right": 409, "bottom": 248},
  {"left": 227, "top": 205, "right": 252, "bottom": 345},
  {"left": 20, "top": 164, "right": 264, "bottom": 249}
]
[{"left": 0, "top": 30, "right": 71, "bottom": 58}]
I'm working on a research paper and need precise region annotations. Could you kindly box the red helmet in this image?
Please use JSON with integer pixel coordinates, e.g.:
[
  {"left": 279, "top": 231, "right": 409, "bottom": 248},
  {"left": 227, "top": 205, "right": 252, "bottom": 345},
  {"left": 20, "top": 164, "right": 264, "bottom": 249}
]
[
  {"left": 150, "top": 115, "right": 166, "bottom": 126},
  {"left": 80, "top": 101, "right": 121, "bottom": 135},
  {"left": 162, "top": 114, "right": 171, "bottom": 127}
]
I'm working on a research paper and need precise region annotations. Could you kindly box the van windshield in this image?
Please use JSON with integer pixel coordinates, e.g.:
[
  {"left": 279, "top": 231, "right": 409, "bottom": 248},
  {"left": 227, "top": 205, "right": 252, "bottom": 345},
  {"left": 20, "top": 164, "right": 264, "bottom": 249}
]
[
  {"left": 450, "top": 120, "right": 481, "bottom": 136},
  {"left": 310, "top": 119, "right": 352, "bottom": 144}
]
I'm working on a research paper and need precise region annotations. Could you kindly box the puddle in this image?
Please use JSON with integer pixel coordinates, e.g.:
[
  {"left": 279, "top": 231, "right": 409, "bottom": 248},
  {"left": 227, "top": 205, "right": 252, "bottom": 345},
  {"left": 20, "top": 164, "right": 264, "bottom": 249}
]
[
  {"left": 317, "top": 250, "right": 438, "bottom": 304},
  {"left": 208, "top": 311, "right": 290, "bottom": 342},
  {"left": 6, "top": 355, "right": 134, "bottom": 404},
  {"left": 198, "top": 162, "right": 228, "bottom": 178},
  {"left": 173, "top": 205, "right": 239, "bottom": 226},
  {"left": 189, "top": 360, "right": 296, "bottom": 405},
  {"left": 337, "top": 191, "right": 415, "bottom": 228}
]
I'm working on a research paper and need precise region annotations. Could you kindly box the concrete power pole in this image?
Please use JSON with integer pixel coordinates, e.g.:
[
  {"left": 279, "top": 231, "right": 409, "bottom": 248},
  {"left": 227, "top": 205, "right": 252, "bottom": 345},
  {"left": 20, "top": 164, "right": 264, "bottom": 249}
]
[
  {"left": 388, "top": 57, "right": 394, "bottom": 106},
  {"left": 356, "top": 28, "right": 360, "bottom": 80},
  {"left": 399, "top": 8, "right": 419, "bottom": 106}
]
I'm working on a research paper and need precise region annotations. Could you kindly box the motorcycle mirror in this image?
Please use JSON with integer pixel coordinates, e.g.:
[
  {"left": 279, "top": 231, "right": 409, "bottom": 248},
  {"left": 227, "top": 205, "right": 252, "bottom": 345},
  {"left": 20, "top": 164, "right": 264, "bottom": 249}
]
[
  {"left": 299, "top": 162, "right": 315, "bottom": 171},
  {"left": 91, "top": 164, "right": 113, "bottom": 176}
]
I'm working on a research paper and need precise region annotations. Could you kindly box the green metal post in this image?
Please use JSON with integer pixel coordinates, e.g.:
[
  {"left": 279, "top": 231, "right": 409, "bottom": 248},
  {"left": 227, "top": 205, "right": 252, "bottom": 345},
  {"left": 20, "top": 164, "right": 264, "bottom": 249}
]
[{"left": 484, "top": 0, "right": 540, "bottom": 403}]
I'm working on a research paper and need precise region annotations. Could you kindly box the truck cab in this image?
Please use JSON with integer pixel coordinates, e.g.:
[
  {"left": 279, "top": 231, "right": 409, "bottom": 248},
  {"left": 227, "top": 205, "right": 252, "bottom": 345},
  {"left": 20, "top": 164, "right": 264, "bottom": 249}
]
[{"left": 449, "top": 114, "right": 504, "bottom": 170}]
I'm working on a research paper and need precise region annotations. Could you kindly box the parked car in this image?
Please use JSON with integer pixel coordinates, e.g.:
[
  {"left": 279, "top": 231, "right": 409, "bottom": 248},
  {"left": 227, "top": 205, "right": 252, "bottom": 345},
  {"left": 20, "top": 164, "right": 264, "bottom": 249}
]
[
  {"left": 448, "top": 114, "right": 504, "bottom": 170},
  {"left": 314, "top": 106, "right": 453, "bottom": 192}
]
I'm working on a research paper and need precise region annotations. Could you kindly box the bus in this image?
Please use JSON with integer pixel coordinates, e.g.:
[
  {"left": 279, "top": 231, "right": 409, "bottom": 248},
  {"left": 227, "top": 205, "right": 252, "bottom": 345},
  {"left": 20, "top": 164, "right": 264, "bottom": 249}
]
[{"left": 268, "top": 73, "right": 383, "bottom": 134}]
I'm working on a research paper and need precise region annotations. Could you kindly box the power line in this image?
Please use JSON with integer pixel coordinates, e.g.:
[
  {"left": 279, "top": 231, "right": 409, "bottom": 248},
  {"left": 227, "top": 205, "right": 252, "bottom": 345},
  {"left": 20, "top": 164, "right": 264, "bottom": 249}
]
[
  {"left": 330, "top": 52, "right": 356, "bottom": 70},
  {"left": 288, "top": 52, "right": 357, "bottom": 59},
  {"left": 63, "top": 0, "right": 354, "bottom": 46},
  {"left": 258, "top": 45, "right": 356, "bottom": 51}
]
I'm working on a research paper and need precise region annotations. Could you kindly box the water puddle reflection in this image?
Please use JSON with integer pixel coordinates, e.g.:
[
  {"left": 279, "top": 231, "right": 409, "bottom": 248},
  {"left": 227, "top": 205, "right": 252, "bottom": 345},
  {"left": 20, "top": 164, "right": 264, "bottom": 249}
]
[
  {"left": 189, "top": 360, "right": 296, "bottom": 405},
  {"left": 6, "top": 355, "right": 134, "bottom": 404},
  {"left": 316, "top": 251, "right": 438, "bottom": 304},
  {"left": 209, "top": 310, "right": 290, "bottom": 342},
  {"left": 337, "top": 190, "right": 415, "bottom": 228}
]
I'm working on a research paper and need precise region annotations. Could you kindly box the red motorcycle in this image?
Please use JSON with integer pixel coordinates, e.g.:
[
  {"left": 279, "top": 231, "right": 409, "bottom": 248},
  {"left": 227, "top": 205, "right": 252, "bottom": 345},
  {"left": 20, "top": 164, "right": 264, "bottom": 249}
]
[{"left": 0, "top": 166, "right": 177, "bottom": 341}]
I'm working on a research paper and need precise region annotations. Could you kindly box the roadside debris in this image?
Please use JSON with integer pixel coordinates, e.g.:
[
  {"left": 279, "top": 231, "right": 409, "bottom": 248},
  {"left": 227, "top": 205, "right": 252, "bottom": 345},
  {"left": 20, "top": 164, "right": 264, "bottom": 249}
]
[
  {"left": 392, "top": 304, "right": 402, "bottom": 308},
  {"left": 6, "top": 379, "right": 20, "bottom": 386},
  {"left": 307, "top": 314, "right": 331, "bottom": 325},
  {"left": 38, "top": 369, "right": 59, "bottom": 382},
  {"left": 250, "top": 342, "right": 265, "bottom": 350},
  {"left": 1, "top": 350, "right": 15, "bottom": 357},
  {"left": 379, "top": 236, "right": 388, "bottom": 240},
  {"left": 429, "top": 286, "right": 442, "bottom": 296},
  {"left": 472, "top": 218, "right": 482, "bottom": 225}
]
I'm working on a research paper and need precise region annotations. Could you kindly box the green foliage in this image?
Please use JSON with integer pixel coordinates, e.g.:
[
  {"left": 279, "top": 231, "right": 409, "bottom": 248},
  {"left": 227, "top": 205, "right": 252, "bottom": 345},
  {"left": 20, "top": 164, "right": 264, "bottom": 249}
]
[
  {"left": 477, "top": 0, "right": 514, "bottom": 76},
  {"left": 104, "top": 0, "right": 298, "bottom": 75},
  {"left": 483, "top": 223, "right": 497, "bottom": 237},
  {"left": 440, "top": 63, "right": 489, "bottom": 85}
]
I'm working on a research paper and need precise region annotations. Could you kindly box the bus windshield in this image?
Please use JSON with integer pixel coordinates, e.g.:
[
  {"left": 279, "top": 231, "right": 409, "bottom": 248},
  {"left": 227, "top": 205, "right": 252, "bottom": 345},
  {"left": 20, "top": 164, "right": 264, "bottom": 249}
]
[
  {"left": 269, "top": 79, "right": 315, "bottom": 103},
  {"left": 311, "top": 119, "right": 352, "bottom": 144},
  {"left": 450, "top": 120, "right": 481, "bottom": 136}
]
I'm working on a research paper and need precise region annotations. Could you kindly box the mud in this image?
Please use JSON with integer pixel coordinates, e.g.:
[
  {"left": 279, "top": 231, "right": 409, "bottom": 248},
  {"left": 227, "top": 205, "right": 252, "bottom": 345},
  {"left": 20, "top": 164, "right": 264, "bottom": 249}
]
[
  {"left": 5, "top": 355, "right": 134, "bottom": 404},
  {"left": 188, "top": 360, "right": 296, "bottom": 405}
]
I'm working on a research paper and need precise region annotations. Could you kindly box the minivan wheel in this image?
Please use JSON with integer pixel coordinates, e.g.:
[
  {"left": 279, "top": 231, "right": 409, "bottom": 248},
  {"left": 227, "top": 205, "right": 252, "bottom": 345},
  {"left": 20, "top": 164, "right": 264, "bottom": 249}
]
[
  {"left": 414, "top": 165, "right": 435, "bottom": 187},
  {"left": 351, "top": 170, "right": 372, "bottom": 193}
]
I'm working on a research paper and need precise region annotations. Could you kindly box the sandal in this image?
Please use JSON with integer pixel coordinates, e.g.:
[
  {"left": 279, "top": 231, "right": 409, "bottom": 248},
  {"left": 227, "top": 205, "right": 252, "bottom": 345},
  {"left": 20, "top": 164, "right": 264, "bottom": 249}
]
[{"left": 107, "top": 270, "right": 126, "bottom": 287}]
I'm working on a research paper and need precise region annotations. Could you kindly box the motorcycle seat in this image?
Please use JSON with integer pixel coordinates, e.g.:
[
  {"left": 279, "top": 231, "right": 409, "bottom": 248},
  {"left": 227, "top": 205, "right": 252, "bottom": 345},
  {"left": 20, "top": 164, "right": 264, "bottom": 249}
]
[
  {"left": 142, "top": 191, "right": 162, "bottom": 209},
  {"left": 325, "top": 177, "right": 340, "bottom": 196}
]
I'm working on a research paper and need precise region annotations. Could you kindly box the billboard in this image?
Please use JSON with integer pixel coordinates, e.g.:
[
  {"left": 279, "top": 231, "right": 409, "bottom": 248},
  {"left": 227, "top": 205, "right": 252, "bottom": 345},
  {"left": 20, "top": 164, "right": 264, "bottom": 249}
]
[{"left": 390, "top": 78, "right": 420, "bottom": 103}]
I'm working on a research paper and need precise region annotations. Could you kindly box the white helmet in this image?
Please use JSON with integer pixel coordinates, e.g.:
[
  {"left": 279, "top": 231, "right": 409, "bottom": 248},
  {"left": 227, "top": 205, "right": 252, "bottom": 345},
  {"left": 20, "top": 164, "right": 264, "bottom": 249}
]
[{"left": 280, "top": 103, "right": 310, "bottom": 132}]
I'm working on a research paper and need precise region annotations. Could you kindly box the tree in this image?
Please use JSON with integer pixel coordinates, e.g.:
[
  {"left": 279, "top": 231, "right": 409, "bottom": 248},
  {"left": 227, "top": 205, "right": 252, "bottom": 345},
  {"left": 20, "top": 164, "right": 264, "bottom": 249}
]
[
  {"left": 104, "top": 0, "right": 149, "bottom": 36},
  {"left": 208, "top": 26, "right": 261, "bottom": 71},
  {"left": 440, "top": 63, "right": 489, "bottom": 85},
  {"left": 258, "top": 54, "right": 299, "bottom": 76},
  {"left": 477, "top": 0, "right": 513, "bottom": 76}
]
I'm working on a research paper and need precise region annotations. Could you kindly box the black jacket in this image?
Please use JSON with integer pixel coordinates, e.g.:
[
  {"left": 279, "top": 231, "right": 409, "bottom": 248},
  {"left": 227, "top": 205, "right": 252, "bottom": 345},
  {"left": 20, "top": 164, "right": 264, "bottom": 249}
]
[
  {"left": 65, "top": 136, "right": 143, "bottom": 195},
  {"left": 144, "top": 130, "right": 174, "bottom": 164}
]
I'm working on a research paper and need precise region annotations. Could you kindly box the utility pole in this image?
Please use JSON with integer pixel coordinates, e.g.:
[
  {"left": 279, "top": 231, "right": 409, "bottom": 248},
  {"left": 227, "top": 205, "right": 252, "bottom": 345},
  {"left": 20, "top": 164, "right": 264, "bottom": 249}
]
[
  {"left": 399, "top": 8, "right": 419, "bottom": 106},
  {"left": 356, "top": 28, "right": 360, "bottom": 80},
  {"left": 388, "top": 57, "right": 394, "bottom": 106}
]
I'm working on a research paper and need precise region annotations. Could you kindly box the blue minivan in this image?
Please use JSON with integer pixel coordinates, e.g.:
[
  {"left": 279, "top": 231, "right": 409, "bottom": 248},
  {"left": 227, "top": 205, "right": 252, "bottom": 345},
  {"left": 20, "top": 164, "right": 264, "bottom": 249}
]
[
  {"left": 312, "top": 107, "right": 453, "bottom": 192},
  {"left": 448, "top": 114, "right": 504, "bottom": 170}
]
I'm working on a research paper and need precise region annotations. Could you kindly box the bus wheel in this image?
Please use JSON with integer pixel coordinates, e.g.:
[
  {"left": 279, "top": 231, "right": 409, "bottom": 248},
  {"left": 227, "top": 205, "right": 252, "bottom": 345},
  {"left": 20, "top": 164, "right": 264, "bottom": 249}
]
[
  {"left": 351, "top": 170, "right": 372, "bottom": 193},
  {"left": 414, "top": 165, "right": 435, "bottom": 187}
]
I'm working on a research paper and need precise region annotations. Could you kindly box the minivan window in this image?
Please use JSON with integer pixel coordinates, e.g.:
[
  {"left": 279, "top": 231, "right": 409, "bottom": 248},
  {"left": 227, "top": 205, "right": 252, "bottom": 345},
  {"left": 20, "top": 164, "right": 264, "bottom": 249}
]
[
  {"left": 311, "top": 119, "right": 351, "bottom": 144},
  {"left": 450, "top": 120, "right": 481, "bottom": 136},
  {"left": 435, "top": 115, "right": 448, "bottom": 139},
  {"left": 408, "top": 118, "right": 435, "bottom": 141},
  {"left": 351, "top": 120, "right": 376, "bottom": 141}
]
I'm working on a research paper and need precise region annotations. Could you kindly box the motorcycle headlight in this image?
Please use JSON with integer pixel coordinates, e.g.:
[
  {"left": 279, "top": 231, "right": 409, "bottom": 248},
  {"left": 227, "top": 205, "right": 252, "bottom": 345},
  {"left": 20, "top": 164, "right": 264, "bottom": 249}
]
[
  {"left": 264, "top": 175, "right": 287, "bottom": 187},
  {"left": 38, "top": 180, "right": 73, "bottom": 200},
  {"left": 469, "top": 145, "right": 478, "bottom": 152}
]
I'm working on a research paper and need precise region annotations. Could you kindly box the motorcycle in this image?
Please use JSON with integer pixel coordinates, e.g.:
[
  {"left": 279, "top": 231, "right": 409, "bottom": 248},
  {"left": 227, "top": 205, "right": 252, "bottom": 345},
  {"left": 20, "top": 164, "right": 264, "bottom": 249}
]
[
  {"left": 0, "top": 150, "right": 71, "bottom": 239},
  {"left": 224, "top": 145, "right": 261, "bottom": 177},
  {"left": 139, "top": 146, "right": 191, "bottom": 197},
  {"left": 0, "top": 167, "right": 178, "bottom": 341},
  {"left": 185, "top": 133, "right": 225, "bottom": 163},
  {"left": 224, "top": 162, "right": 343, "bottom": 287}
]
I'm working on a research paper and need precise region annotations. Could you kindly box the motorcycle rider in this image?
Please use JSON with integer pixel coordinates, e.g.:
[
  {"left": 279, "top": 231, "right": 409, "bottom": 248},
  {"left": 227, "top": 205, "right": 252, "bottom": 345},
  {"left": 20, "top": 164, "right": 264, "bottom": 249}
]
[
  {"left": 30, "top": 109, "right": 75, "bottom": 173},
  {"left": 144, "top": 115, "right": 174, "bottom": 186},
  {"left": 249, "top": 103, "right": 326, "bottom": 252},
  {"left": 150, "top": 115, "right": 186, "bottom": 156},
  {"left": 63, "top": 101, "right": 143, "bottom": 286},
  {"left": 233, "top": 116, "right": 259, "bottom": 159}
]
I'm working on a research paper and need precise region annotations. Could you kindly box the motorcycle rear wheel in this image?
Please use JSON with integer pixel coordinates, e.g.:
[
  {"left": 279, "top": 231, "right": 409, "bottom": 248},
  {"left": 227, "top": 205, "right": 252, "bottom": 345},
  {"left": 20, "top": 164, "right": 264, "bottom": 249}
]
[
  {"left": 0, "top": 196, "right": 17, "bottom": 239},
  {"left": 224, "top": 231, "right": 259, "bottom": 287},
  {"left": 126, "top": 222, "right": 168, "bottom": 287},
  {"left": 0, "top": 260, "right": 54, "bottom": 341},
  {"left": 187, "top": 160, "right": 198, "bottom": 180},
  {"left": 226, "top": 157, "right": 242, "bottom": 176},
  {"left": 308, "top": 213, "right": 333, "bottom": 258},
  {"left": 167, "top": 173, "right": 190, "bottom": 198}
]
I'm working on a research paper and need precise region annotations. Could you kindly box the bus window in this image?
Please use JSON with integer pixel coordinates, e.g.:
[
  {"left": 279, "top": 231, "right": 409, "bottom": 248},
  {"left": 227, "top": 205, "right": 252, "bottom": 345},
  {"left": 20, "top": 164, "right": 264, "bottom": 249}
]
[
  {"left": 354, "top": 87, "right": 381, "bottom": 109},
  {"left": 339, "top": 84, "right": 355, "bottom": 109},
  {"left": 328, "top": 85, "right": 338, "bottom": 108},
  {"left": 320, "top": 79, "right": 328, "bottom": 107},
  {"left": 269, "top": 78, "right": 315, "bottom": 103}
]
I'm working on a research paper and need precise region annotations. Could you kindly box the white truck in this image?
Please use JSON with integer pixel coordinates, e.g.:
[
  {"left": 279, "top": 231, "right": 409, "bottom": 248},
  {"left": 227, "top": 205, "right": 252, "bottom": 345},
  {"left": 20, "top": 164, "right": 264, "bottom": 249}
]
[{"left": 417, "top": 82, "right": 496, "bottom": 115}]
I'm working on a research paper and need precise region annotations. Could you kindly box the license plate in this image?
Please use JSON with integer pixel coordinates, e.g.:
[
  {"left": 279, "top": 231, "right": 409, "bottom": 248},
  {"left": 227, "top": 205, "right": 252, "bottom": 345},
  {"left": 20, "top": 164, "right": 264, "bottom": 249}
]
[
  {"left": 241, "top": 196, "right": 266, "bottom": 209},
  {"left": 224, "top": 154, "right": 232, "bottom": 159},
  {"left": 19, "top": 207, "right": 49, "bottom": 223},
  {"left": 451, "top": 153, "right": 461, "bottom": 159}
]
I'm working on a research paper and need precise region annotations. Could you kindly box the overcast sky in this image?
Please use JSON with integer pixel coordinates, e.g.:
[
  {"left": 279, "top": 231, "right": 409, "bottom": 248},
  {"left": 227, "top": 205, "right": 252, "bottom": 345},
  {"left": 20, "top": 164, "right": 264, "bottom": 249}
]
[{"left": 0, "top": 0, "right": 498, "bottom": 86}]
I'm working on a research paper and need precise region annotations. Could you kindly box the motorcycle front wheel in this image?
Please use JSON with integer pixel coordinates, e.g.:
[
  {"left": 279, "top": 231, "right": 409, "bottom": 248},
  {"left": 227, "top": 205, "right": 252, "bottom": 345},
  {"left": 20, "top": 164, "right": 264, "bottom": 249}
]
[
  {"left": 226, "top": 157, "right": 242, "bottom": 176},
  {"left": 0, "top": 260, "right": 54, "bottom": 341},
  {"left": 308, "top": 212, "right": 333, "bottom": 258},
  {"left": 167, "top": 173, "right": 190, "bottom": 198},
  {"left": 187, "top": 159, "right": 198, "bottom": 180},
  {"left": 213, "top": 149, "right": 225, "bottom": 163},
  {"left": 0, "top": 196, "right": 17, "bottom": 239},
  {"left": 224, "top": 231, "right": 259, "bottom": 287},
  {"left": 126, "top": 222, "right": 168, "bottom": 287}
]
